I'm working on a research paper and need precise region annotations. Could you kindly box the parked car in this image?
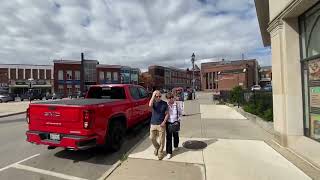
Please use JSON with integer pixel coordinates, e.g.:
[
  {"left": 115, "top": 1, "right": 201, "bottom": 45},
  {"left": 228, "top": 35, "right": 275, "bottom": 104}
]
[
  {"left": 251, "top": 85, "right": 261, "bottom": 91},
  {"left": 263, "top": 84, "right": 272, "bottom": 91},
  {"left": 0, "top": 94, "right": 14, "bottom": 103},
  {"left": 26, "top": 84, "right": 151, "bottom": 151},
  {"left": 20, "top": 91, "right": 44, "bottom": 101}
]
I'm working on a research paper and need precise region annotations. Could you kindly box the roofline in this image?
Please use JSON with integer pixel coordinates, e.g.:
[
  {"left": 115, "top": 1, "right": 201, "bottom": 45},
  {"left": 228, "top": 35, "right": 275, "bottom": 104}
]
[
  {"left": 254, "top": 0, "right": 271, "bottom": 46},
  {"left": 0, "top": 64, "right": 52, "bottom": 66},
  {"left": 201, "top": 59, "right": 257, "bottom": 66}
]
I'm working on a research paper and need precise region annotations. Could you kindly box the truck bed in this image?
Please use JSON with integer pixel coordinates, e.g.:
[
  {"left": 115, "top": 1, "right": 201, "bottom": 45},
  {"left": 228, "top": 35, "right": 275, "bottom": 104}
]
[{"left": 32, "top": 99, "right": 123, "bottom": 106}]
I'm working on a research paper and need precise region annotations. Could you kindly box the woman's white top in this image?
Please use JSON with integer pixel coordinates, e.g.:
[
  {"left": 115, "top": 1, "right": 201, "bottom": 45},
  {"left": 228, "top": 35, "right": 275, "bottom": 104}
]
[{"left": 167, "top": 102, "right": 182, "bottom": 123}]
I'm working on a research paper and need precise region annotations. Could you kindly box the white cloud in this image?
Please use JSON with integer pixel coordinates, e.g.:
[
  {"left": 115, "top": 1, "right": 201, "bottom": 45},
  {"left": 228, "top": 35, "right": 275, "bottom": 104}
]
[{"left": 0, "top": 0, "right": 270, "bottom": 69}]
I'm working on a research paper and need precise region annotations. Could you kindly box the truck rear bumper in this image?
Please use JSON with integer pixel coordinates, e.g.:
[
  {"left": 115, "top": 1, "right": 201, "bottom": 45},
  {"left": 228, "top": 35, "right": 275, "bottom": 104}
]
[{"left": 26, "top": 130, "right": 98, "bottom": 150}]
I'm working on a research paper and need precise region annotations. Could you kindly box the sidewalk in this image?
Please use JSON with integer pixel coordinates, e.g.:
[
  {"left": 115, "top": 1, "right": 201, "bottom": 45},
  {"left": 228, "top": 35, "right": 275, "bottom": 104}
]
[
  {"left": 0, "top": 101, "right": 31, "bottom": 118},
  {"left": 105, "top": 92, "right": 319, "bottom": 180}
]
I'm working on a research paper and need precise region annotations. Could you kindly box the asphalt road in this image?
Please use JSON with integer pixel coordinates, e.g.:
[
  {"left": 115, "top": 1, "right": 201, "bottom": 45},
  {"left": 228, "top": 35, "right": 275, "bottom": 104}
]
[{"left": 0, "top": 114, "right": 149, "bottom": 180}]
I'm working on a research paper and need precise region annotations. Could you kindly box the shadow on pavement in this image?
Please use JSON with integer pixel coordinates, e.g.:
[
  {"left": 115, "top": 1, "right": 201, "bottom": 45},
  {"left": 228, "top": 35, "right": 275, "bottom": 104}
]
[{"left": 53, "top": 119, "right": 150, "bottom": 165}]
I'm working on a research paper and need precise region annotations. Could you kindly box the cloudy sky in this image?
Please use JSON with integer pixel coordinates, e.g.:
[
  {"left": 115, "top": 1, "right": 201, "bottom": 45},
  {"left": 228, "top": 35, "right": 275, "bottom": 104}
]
[{"left": 0, "top": 0, "right": 270, "bottom": 71}]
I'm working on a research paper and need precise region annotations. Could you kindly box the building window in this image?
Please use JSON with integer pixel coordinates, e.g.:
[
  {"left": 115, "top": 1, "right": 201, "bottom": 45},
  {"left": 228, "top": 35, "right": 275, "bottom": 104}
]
[
  {"left": 58, "top": 70, "right": 63, "bottom": 80},
  {"left": 75, "top": 85, "right": 80, "bottom": 92},
  {"left": 74, "top": 71, "right": 80, "bottom": 80},
  {"left": 113, "top": 72, "right": 118, "bottom": 81},
  {"left": 300, "top": 2, "right": 320, "bottom": 59},
  {"left": 106, "top": 72, "right": 112, "bottom": 82},
  {"left": 58, "top": 85, "right": 64, "bottom": 93},
  {"left": 67, "top": 85, "right": 72, "bottom": 95},
  {"left": 300, "top": 3, "right": 320, "bottom": 141},
  {"left": 99, "top": 71, "right": 104, "bottom": 81},
  {"left": 66, "top": 70, "right": 72, "bottom": 80}
]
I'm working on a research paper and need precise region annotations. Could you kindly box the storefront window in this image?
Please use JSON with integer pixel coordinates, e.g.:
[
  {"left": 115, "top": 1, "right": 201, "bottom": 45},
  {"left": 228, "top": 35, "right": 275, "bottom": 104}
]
[
  {"left": 301, "top": 3, "right": 320, "bottom": 141},
  {"left": 300, "top": 3, "right": 320, "bottom": 58}
]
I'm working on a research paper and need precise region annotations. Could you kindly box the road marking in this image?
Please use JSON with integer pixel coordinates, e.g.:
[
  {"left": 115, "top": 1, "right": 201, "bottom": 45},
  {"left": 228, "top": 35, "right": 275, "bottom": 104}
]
[
  {"left": 13, "top": 164, "right": 88, "bottom": 180},
  {"left": 0, "top": 153, "right": 40, "bottom": 172}
]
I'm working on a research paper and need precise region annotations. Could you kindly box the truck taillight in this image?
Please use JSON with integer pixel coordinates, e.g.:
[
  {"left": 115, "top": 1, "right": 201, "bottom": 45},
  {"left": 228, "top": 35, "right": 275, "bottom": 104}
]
[
  {"left": 83, "top": 110, "right": 94, "bottom": 129},
  {"left": 26, "top": 108, "right": 30, "bottom": 124}
]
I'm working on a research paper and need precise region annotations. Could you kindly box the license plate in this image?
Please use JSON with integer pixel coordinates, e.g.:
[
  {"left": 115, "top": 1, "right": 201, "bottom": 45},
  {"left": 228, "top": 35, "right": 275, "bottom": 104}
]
[{"left": 49, "top": 133, "right": 60, "bottom": 141}]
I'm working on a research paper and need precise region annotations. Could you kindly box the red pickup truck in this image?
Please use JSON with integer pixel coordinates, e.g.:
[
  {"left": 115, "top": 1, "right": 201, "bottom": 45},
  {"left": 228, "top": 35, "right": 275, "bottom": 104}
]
[{"left": 26, "top": 84, "right": 151, "bottom": 151}]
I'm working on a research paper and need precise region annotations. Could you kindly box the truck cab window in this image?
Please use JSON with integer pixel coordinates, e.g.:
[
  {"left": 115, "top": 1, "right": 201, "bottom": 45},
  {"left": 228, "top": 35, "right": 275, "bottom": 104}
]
[
  {"left": 130, "top": 87, "right": 140, "bottom": 100},
  {"left": 87, "top": 87, "right": 126, "bottom": 99}
]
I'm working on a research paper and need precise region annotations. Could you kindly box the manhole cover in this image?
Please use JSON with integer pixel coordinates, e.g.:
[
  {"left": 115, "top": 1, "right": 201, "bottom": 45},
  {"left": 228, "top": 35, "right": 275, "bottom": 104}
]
[{"left": 182, "top": 140, "right": 207, "bottom": 150}]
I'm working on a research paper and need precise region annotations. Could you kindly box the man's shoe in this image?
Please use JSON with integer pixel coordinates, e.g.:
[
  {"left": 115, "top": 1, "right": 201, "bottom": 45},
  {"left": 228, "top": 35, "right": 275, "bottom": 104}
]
[
  {"left": 154, "top": 148, "right": 159, "bottom": 156},
  {"left": 158, "top": 155, "right": 164, "bottom": 160},
  {"left": 173, "top": 147, "right": 179, "bottom": 151},
  {"left": 166, "top": 154, "right": 172, "bottom": 159}
]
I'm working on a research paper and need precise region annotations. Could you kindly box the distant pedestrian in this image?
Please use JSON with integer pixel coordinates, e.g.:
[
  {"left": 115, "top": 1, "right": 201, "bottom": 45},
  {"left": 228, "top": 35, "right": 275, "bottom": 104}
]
[
  {"left": 165, "top": 92, "right": 183, "bottom": 159},
  {"left": 149, "top": 90, "right": 169, "bottom": 160},
  {"left": 175, "top": 89, "right": 185, "bottom": 115}
]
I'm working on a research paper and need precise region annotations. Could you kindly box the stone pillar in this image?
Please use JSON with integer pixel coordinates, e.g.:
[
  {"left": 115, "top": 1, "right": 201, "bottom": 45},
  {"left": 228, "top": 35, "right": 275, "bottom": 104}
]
[
  {"left": 268, "top": 18, "right": 304, "bottom": 146},
  {"left": 16, "top": 68, "right": 18, "bottom": 80},
  {"left": 8, "top": 68, "right": 10, "bottom": 79},
  {"left": 37, "top": 69, "right": 40, "bottom": 79},
  {"left": 23, "top": 69, "right": 25, "bottom": 79}
]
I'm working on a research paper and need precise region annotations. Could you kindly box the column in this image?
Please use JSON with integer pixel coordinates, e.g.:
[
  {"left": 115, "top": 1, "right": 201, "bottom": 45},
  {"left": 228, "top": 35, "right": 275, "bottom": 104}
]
[
  {"left": 269, "top": 18, "right": 303, "bottom": 146},
  {"left": 23, "top": 69, "right": 25, "bottom": 79},
  {"left": 16, "top": 68, "right": 18, "bottom": 80},
  {"left": 37, "top": 69, "right": 40, "bottom": 79},
  {"left": 8, "top": 68, "right": 10, "bottom": 79},
  {"left": 44, "top": 69, "right": 46, "bottom": 79},
  {"left": 30, "top": 68, "right": 33, "bottom": 79}
]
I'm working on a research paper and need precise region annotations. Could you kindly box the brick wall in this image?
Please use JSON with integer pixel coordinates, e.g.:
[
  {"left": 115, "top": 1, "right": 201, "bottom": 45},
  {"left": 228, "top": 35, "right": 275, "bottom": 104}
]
[{"left": 0, "top": 68, "right": 8, "bottom": 84}]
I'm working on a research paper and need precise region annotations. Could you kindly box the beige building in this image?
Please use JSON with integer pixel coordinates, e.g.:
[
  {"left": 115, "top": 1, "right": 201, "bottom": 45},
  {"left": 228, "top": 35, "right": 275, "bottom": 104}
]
[{"left": 255, "top": 0, "right": 320, "bottom": 167}]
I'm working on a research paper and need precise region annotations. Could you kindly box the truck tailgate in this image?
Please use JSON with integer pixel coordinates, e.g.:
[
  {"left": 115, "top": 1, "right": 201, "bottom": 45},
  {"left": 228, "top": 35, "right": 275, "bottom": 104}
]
[{"left": 29, "top": 104, "right": 84, "bottom": 133}]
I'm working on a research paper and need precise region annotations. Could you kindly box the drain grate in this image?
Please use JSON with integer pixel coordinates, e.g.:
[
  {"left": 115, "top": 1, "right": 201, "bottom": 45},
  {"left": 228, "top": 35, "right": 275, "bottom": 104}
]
[{"left": 182, "top": 140, "right": 207, "bottom": 150}]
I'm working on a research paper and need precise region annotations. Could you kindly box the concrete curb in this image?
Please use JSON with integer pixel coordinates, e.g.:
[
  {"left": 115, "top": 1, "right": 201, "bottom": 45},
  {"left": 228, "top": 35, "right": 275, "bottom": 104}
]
[
  {"left": 0, "top": 111, "right": 26, "bottom": 118},
  {"left": 98, "top": 132, "right": 150, "bottom": 180}
]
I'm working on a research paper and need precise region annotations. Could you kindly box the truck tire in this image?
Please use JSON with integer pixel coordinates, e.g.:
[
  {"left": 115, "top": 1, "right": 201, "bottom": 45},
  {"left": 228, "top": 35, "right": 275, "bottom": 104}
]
[{"left": 105, "top": 120, "right": 125, "bottom": 151}]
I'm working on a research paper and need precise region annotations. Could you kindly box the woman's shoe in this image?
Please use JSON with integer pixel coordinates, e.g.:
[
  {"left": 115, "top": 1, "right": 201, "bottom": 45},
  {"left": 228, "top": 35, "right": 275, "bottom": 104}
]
[{"left": 166, "top": 154, "right": 172, "bottom": 159}]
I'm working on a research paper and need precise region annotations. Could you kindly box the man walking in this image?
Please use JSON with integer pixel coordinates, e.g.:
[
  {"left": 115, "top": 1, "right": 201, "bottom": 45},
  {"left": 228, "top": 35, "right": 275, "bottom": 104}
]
[{"left": 149, "top": 90, "right": 168, "bottom": 160}]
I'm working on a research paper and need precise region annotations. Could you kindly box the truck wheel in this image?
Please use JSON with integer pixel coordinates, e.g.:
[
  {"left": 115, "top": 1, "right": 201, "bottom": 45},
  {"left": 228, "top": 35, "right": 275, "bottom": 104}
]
[{"left": 105, "top": 121, "right": 125, "bottom": 151}]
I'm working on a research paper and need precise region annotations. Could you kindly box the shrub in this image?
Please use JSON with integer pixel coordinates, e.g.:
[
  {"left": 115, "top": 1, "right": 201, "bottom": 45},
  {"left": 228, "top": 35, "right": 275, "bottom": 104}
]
[
  {"left": 244, "top": 91, "right": 273, "bottom": 122},
  {"left": 229, "top": 86, "right": 244, "bottom": 105}
]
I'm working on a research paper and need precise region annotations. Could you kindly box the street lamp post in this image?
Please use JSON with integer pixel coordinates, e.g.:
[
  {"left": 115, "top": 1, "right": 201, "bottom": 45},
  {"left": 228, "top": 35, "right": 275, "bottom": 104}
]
[{"left": 191, "top": 53, "right": 195, "bottom": 100}]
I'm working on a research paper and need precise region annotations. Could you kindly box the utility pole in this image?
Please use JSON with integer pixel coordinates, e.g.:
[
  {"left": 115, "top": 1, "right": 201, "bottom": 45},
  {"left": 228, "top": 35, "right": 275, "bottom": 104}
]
[
  {"left": 80, "top": 53, "right": 84, "bottom": 94},
  {"left": 191, "top": 53, "right": 195, "bottom": 99}
]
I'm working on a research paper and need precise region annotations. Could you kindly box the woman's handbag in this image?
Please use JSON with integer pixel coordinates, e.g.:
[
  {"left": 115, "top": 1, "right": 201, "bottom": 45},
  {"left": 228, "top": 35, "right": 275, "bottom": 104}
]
[
  {"left": 168, "top": 121, "right": 180, "bottom": 133},
  {"left": 168, "top": 104, "right": 180, "bottom": 133}
]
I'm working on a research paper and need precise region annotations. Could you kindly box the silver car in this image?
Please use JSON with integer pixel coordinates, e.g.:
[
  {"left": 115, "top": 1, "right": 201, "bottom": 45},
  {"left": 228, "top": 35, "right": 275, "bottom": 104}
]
[{"left": 0, "top": 94, "right": 13, "bottom": 103}]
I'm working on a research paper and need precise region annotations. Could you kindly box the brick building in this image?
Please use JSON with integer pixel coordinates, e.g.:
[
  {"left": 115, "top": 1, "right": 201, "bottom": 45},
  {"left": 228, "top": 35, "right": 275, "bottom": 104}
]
[
  {"left": 53, "top": 60, "right": 83, "bottom": 96},
  {"left": 147, "top": 65, "right": 201, "bottom": 91},
  {"left": 53, "top": 60, "right": 140, "bottom": 96},
  {"left": 201, "top": 59, "right": 259, "bottom": 91},
  {"left": 0, "top": 64, "right": 53, "bottom": 94},
  {"left": 97, "top": 65, "right": 121, "bottom": 84},
  {"left": 139, "top": 72, "right": 153, "bottom": 91}
]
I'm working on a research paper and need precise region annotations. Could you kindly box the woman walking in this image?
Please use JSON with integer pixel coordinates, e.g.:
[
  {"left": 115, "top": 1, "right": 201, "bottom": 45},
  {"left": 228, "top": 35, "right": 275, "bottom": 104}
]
[{"left": 165, "top": 92, "right": 183, "bottom": 159}]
